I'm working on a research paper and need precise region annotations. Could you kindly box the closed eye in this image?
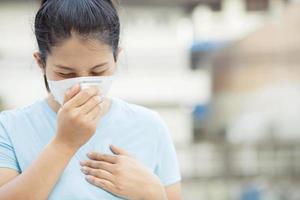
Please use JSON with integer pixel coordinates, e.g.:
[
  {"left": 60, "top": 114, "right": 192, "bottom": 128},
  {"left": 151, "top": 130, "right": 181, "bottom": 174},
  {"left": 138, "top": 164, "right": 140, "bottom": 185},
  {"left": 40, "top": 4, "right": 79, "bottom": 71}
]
[
  {"left": 90, "top": 71, "right": 106, "bottom": 76},
  {"left": 57, "top": 72, "right": 76, "bottom": 78},
  {"left": 90, "top": 66, "right": 111, "bottom": 76}
]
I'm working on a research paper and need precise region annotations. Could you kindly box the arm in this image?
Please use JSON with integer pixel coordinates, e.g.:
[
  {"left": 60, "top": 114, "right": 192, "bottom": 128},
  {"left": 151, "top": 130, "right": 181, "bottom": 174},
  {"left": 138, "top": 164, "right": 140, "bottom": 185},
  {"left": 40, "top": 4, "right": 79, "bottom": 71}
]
[
  {"left": 0, "top": 169, "right": 19, "bottom": 187},
  {"left": 0, "top": 85, "right": 103, "bottom": 200},
  {"left": 0, "top": 139, "right": 76, "bottom": 200},
  {"left": 165, "top": 182, "right": 182, "bottom": 200}
]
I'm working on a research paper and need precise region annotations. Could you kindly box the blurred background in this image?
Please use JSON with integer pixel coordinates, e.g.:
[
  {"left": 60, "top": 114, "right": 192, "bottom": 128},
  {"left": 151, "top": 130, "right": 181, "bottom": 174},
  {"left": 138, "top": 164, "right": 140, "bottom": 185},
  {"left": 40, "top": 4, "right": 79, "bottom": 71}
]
[{"left": 1, "top": 0, "right": 300, "bottom": 199}]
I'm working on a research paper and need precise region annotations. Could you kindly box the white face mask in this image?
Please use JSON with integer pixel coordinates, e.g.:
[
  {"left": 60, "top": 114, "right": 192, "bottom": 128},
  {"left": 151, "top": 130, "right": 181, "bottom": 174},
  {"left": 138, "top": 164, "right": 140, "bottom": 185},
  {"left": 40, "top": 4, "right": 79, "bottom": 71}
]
[{"left": 47, "top": 76, "right": 114, "bottom": 105}]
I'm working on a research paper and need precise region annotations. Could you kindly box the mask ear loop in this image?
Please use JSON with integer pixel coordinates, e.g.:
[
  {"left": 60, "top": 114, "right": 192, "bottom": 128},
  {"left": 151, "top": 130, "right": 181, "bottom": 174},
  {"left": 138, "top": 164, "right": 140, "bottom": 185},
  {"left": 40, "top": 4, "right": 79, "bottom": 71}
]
[
  {"left": 43, "top": 75, "right": 50, "bottom": 93},
  {"left": 40, "top": 58, "right": 51, "bottom": 93}
]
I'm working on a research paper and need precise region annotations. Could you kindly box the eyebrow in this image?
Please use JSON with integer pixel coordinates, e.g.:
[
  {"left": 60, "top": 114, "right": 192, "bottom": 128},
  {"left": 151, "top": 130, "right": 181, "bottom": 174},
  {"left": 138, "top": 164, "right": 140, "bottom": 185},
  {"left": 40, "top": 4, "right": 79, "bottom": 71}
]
[{"left": 54, "top": 62, "right": 108, "bottom": 70}]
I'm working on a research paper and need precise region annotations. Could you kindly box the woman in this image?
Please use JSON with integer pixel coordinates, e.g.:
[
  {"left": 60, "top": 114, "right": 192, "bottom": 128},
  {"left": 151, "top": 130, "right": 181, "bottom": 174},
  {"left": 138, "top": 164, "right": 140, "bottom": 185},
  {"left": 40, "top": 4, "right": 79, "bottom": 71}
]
[{"left": 0, "top": 0, "right": 182, "bottom": 199}]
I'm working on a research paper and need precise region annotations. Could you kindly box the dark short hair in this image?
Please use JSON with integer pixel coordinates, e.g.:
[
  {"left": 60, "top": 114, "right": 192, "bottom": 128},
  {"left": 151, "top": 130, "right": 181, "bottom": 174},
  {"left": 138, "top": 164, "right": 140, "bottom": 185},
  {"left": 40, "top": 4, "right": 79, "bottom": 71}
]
[{"left": 34, "top": 0, "right": 120, "bottom": 91}]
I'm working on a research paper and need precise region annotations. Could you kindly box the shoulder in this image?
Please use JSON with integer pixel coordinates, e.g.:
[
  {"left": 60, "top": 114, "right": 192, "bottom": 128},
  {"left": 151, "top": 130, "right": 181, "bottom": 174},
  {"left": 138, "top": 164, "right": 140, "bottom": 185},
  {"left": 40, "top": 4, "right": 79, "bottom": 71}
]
[
  {"left": 112, "top": 97, "right": 165, "bottom": 126},
  {"left": 112, "top": 98, "right": 170, "bottom": 140},
  {"left": 0, "top": 99, "right": 45, "bottom": 130}
]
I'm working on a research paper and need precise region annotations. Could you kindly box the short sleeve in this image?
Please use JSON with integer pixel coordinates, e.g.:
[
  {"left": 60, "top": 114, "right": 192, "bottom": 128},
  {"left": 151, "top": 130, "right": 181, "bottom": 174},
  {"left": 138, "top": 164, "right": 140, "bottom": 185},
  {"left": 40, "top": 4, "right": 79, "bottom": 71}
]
[
  {"left": 154, "top": 114, "right": 181, "bottom": 186},
  {"left": 0, "top": 112, "right": 21, "bottom": 172}
]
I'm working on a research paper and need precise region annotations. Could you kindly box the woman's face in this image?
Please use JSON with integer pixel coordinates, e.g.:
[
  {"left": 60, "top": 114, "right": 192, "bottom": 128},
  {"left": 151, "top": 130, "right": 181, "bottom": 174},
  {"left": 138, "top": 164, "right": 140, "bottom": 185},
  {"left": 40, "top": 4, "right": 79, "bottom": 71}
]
[{"left": 34, "top": 34, "right": 118, "bottom": 81}]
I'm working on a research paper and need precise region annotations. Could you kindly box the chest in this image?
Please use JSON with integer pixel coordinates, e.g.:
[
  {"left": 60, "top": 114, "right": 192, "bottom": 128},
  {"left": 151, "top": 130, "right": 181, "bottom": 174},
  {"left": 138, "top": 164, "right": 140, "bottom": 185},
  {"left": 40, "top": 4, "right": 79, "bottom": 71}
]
[{"left": 13, "top": 125, "right": 158, "bottom": 199}]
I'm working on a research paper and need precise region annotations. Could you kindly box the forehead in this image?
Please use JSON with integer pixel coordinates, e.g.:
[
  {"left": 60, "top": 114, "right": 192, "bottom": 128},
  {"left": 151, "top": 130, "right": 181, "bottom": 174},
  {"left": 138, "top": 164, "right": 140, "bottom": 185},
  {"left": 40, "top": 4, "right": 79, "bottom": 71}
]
[{"left": 47, "top": 34, "right": 113, "bottom": 68}]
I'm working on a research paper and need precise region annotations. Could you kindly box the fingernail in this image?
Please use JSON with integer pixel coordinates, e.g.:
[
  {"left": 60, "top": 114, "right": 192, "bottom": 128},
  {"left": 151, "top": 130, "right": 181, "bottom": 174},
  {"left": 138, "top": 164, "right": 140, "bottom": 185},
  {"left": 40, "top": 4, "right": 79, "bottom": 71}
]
[
  {"left": 85, "top": 175, "right": 93, "bottom": 181},
  {"left": 81, "top": 167, "right": 87, "bottom": 174},
  {"left": 87, "top": 152, "right": 93, "bottom": 157},
  {"left": 96, "top": 96, "right": 102, "bottom": 103},
  {"left": 79, "top": 160, "right": 85, "bottom": 166},
  {"left": 100, "top": 96, "right": 104, "bottom": 103}
]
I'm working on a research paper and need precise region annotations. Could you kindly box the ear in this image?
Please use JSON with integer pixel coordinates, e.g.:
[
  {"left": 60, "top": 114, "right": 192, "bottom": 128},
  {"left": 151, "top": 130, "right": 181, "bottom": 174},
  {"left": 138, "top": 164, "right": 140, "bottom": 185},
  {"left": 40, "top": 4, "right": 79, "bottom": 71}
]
[{"left": 33, "top": 52, "right": 46, "bottom": 74}]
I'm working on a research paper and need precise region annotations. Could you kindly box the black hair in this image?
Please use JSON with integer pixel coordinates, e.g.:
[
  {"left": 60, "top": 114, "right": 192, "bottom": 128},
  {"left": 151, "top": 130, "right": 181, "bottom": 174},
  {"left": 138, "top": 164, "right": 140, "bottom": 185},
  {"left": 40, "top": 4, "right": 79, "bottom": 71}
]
[{"left": 34, "top": 0, "right": 120, "bottom": 92}]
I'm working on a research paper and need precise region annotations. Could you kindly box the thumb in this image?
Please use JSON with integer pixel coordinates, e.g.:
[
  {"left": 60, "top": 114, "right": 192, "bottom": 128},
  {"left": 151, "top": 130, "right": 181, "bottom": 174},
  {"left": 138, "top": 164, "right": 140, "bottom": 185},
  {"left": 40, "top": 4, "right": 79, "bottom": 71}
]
[
  {"left": 63, "top": 84, "right": 80, "bottom": 105},
  {"left": 110, "top": 145, "right": 129, "bottom": 156}
]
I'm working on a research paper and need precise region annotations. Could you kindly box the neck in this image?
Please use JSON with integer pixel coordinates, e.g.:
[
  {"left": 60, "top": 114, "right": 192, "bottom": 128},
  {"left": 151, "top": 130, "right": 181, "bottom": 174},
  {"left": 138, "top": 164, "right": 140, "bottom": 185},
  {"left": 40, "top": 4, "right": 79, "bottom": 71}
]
[{"left": 46, "top": 93, "right": 112, "bottom": 116}]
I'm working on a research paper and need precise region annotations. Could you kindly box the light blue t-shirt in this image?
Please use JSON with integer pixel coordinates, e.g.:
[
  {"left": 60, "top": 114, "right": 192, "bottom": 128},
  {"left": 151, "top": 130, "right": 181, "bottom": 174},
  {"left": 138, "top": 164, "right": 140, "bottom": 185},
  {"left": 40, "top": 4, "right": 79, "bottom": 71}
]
[{"left": 0, "top": 97, "right": 181, "bottom": 199}]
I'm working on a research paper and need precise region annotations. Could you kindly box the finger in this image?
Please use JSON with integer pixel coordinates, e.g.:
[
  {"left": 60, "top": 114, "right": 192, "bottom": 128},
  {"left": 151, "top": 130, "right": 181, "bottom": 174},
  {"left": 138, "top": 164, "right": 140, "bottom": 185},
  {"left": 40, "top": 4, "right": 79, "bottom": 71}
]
[
  {"left": 85, "top": 102, "right": 102, "bottom": 122},
  {"left": 80, "top": 160, "right": 115, "bottom": 174},
  {"left": 85, "top": 175, "right": 117, "bottom": 194},
  {"left": 92, "top": 102, "right": 104, "bottom": 124},
  {"left": 81, "top": 166, "right": 115, "bottom": 184},
  {"left": 62, "top": 84, "right": 80, "bottom": 105},
  {"left": 80, "top": 95, "right": 102, "bottom": 114},
  {"left": 110, "top": 145, "right": 129, "bottom": 156},
  {"left": 87, "top": 152, "right": 118, "bottom": 164},
  {"left": 68, "top": 86, "right": 100, "bottom": 108},
  {"left": 91, "top": 106, "right": 103, "bottom": 124}
]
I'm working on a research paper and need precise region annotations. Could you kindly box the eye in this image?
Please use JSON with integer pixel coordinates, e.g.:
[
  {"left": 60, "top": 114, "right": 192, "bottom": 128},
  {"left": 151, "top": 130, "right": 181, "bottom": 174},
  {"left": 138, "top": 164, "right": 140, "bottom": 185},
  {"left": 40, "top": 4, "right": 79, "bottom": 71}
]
[
  {"left": 57, "top": 72, "right": 76, "bottom": 78},
  {"left": 90, "top": 71, "right": 105, "bottom": 76},
  {"left": 90, "top": 65, "right": 111, "bottom": 76}
]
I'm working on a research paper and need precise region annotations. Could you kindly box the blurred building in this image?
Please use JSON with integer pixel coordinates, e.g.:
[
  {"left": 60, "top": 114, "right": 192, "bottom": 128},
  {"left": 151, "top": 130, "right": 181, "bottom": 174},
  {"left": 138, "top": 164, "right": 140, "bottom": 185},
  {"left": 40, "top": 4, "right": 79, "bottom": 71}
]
[
  {"left": 210, "top": 4, "right": 300, "bottom": 143},
  {"left": 186, "top": 1, "right": 300, "bottom": 200},
  {"left": 190, "top": 0, "right": 289, "bottom": 70}
]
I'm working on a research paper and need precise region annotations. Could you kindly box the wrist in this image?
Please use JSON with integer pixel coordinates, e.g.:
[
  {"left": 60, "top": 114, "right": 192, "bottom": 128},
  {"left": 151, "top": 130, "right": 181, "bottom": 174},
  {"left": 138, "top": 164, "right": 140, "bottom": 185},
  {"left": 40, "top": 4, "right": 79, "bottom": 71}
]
[
  {"left": 144, "top": 180, "right": 167, "bottom": 200},
  {"left": 50, "top": 137, "right": 79, "bottom": 157}
]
